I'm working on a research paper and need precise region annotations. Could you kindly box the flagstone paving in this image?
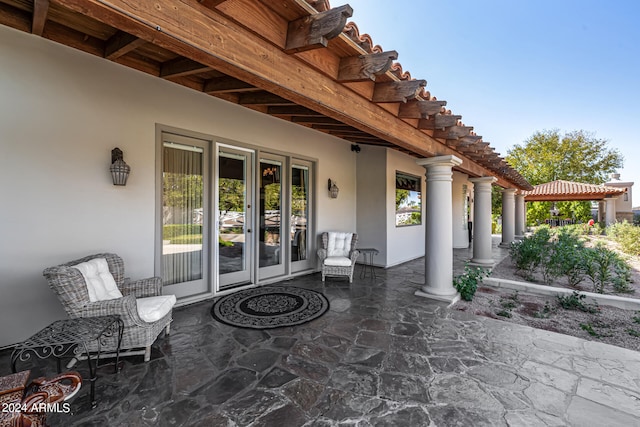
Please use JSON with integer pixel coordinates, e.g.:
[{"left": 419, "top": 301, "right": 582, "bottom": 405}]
[{"left": 2, "top": 238, "right": 640, "bottom": 426}]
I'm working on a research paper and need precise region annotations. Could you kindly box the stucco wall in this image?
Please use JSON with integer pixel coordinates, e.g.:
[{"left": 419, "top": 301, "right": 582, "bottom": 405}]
[
  {"left": 385, "top": 149, "right": 426, "bottom": 267},
  {"left": 356, "top": 146, "right": 387, "bottom": 266},
  {"left": 0, "top": 26, "right": 356, "bottom": 347}
]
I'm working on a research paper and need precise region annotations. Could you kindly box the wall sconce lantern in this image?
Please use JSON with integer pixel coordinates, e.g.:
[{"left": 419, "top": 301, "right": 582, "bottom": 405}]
[
  {"left": 328, "top": 179, "right": 339, "bottom": 199},
  {"left": 110, "top": 147, "right": 130, "bottom": 186}
]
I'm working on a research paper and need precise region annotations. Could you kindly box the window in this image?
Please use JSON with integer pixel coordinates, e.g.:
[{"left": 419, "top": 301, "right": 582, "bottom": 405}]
[{"left": 395, "top": 172, "right": 422, "bottom": 226}]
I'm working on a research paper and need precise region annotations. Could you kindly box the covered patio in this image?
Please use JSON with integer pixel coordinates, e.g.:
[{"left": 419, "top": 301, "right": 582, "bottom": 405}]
[{"left": 2, "top": 239, "right": 639, "bottom": 426}]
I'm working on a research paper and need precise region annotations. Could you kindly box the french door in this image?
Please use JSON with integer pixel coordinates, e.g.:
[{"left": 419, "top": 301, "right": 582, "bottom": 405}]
[
  {"left": 158, "top": 131, "right": 315, "bottom": 301},
  {"left": 217, "top": 145, "right": 254, "bottom": 290},
  {"left": 159, "top": 133, "right": 210, "bottom": 299}
]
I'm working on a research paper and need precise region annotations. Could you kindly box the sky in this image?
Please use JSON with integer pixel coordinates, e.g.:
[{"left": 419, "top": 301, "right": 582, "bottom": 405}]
[{"left": 344, "top": 0, "right": 640, "bottom": 203}]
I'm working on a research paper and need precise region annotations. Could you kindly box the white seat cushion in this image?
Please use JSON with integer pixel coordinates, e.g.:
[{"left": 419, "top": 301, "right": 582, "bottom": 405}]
[
  {"left": 327, "top": 232, "right": 353, "bottom": 257},
  {"left": 323, "top": 256, "right": 352, "bottom": 267},
  {"left": 72, "top": 258, "right": 123, "bottom": 302},
  {"left": 136, "top": 295, "right": 177, "bottom": 323}
]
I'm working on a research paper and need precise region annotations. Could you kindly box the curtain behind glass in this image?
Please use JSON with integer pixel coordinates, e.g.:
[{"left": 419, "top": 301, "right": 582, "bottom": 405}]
[{"left": 162, "top": 144, "right": 204, "bottom": 286}]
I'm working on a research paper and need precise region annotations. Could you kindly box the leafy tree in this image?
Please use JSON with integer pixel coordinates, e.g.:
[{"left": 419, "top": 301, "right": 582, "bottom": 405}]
[
  {"left": 396, "top": 189, "right": 409, "bottom": 210},
  {"left": 507, "top": 130, "right": 623, "bottom": 224}
]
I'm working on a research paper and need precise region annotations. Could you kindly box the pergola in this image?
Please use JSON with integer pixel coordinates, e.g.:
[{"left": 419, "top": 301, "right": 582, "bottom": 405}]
[{"left": 520, "top": 180, "right": 627, "bottom": 225}]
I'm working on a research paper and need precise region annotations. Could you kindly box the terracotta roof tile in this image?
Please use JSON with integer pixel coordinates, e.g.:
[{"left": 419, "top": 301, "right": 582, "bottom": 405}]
[{"left": 521, "top": 180, "right": 626, "bottom": 201}]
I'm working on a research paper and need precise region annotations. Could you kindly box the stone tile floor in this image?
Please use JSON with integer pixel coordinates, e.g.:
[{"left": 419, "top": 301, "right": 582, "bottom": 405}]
[{"left": 2, "top": 238, "right": 640, "bottom": 426}]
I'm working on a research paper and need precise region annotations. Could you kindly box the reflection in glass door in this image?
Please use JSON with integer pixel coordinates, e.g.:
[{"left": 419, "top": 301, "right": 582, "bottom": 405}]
[
  {"left": 259, "top": 155, "right": 286, "bottom": 279},
  {"left": 218, "top": 147, "right": 253, "bottom": 290},
  {"left": 160, "top": 134, "right": 209, "bottom": 299}
]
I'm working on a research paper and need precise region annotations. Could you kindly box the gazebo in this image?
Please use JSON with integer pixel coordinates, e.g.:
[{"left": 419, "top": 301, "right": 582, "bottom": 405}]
[{"left": 520, "top": 180, "right": 627, "bottom": 226}]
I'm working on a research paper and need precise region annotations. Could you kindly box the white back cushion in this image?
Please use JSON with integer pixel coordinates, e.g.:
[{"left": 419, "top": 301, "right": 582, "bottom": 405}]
[
  {"left": 327, "top": 232, "right": 353, "bottom": 257},
  {"left": 72, "top": 258, "right": 123, "bottom": 302}
]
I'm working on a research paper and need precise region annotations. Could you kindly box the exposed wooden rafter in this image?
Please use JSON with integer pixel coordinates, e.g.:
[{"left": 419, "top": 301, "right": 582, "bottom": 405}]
[
  {"left": 267, "top": 106, "right": 324, "bottom": 116},
  {"left": 204, "top": 76, "right": 256, "bottom": 93},
  {"left": 285, "top": 4, "right": 353, "bottom": 53},
  {"left": 197, "top": 0, "right": 227, "bottom": 8},
  {"left": 398, "top": 100, "right": 447, "bottom": 118},
  {"left": 372, "top": 80, "right": 426, "bottom": 103},
  {"left": 238, "top": 92, "right": 295, "bottom": 106},
  {"left": 32, "top": 0, "right": 50, "bottom": 36},
  {"left": 104, "top": 31, "right": 146, "bottom": 60},
  {"left": 160, "top": 57, "right": 210, "bottom": 78},
  {"left": 337, "top": 50, "right": 398, "bottom": 82}
]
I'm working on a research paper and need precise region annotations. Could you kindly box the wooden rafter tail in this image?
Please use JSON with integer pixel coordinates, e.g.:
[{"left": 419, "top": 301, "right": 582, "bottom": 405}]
[
  {"left": 337, "top": 50, "right": 398, "bottom": 82},
  {"left": 417, "top": 114, "right": 461, "bottom": 130},
  {"left": 32, "top": 0, "right": 50, "bottom": 36},
  {"left": 285, "top": 5, "right": 353, "bottom": 53},
  {"left": 432, "top": 126, "right": 473, "bottom": 140},
  {"left": 372, "top": 80, "right": 427, "bottom": 103},
  {"left": 398, "top": 100, "right": 447, "bottom": 118}
]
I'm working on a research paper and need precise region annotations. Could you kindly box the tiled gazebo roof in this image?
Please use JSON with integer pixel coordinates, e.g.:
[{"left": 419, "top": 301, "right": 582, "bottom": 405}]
[{"left": 521, "top": 180, "right": 626, "bottom": 201}]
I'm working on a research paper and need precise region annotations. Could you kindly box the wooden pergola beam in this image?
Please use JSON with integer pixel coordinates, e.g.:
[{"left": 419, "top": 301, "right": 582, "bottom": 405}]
[
  {"left": 267, "top": 106, "right": 325, "bottom": 116},
  {"left": 292, "top": 116, "right": 343, "bottom": 125},
  {"left": 239, "top": 92, "right": 295, "bottom": 105},
  {"left": 52, "top": 0, "right": 522, "bottom": 189},
  {"left": 104, "top": 31, "right": 146, "bottom": 60},
  {"left": 433, "top": 126, "right": 473, "bottom": 140},
  {"left": 337, "top": 50, "right": 398, "bottom": 82},
  {"left": 285, "top": 4, "right": 353, "bottom": 53},
  {"left": 32, "top": 0, "right": 50, "bottom": 36},
  {"left": 372, "top": 80, "right": 426, "bottom": 103},
  {"left": 197, "top": 0, "right": 228, "bottom": 8}
]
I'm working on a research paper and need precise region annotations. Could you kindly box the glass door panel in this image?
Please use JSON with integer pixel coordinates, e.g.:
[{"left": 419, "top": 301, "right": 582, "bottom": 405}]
[
  {"left": 218, "top": 147, "right": 253, "bottom": 289},
  {"left": 160, "top": 134, "right": 209, "bottom": 299},
  {"left": 291, "top": 161, "right": 313, "bottom": 272},
  {"left": 259, "top": 155, "right": 286, "bottom": 279}
]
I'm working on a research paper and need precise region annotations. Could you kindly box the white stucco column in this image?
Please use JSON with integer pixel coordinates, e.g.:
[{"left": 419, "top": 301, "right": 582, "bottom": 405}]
[
  {"left": 452, "top": 172, "right": 470, "bottom": 249},
  {"left": 515, "top": 194, "right": 526, "bottom": 238},
  {"left": 605, "top": 197, "right": 618, "bottom": 225},
  {"left": 500, "top": 188, "right": 516, "bottom": 247},
  {"left": 598, "top": 201, "right": 606, "bottom": 223},
  {"left": 469, "top": 177, "right": 497, "bottom": 267},
  {"left": 415, "top": 155, "right": 463, "bottom": 303}
]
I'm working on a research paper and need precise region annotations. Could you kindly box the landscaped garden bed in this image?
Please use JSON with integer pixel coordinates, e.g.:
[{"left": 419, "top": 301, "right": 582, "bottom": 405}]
[{"left": 453, "top": 222, "right": 640, "bottom": 352}]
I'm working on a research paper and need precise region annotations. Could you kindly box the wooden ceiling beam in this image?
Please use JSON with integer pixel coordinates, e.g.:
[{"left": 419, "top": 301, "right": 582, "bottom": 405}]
[
  {"left": 285, "top": 4, "right": 352, "bottom": 53},
  {"left": 292, "top": 116, "right": 342, "bottom": 125},
  {"left": 160, "top": 57, "right": 210, "bottom": 78},
  {"left": 32, "top": 0, "right": 50, "bottom": 36},
  {"left": 267, "top": 106, "right": 324, "bottom": 116},
  {"left": 238, "top": 92, "right": 295, "bottom": 106},
  {"left": 197, "top": 0, "right": 228, "bottom": 8},
  {"left": 337, "top": 50, "right": 398, "bottom": 82},
  {"left": 398, "top": 100, "right": 447, "bottom": 118},
  {"left": 372, "top": 80, "right": 426, "bottom": 103},
  {"left": 418, "top": 114, "right": 461, "bottom": 130},
  {"left": 104, "top": 31, "right": 147, "bottom": 60},
  {"left": 313, "top": 124, "right": 360, "bottom": 132},
  {"left": 204, "top": 76, "right": 256, "bottom": 93}
]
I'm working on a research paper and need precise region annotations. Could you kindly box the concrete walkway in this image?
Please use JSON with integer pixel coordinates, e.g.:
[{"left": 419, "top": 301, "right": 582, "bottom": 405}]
[{"left": 2, "top": 237, "right": 639, "bottom": 425}]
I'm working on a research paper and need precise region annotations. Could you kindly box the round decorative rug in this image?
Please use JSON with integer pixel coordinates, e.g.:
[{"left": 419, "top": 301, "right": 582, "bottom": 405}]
[{"left": 211, "top": 286, "right": 330, "bottom": 329}]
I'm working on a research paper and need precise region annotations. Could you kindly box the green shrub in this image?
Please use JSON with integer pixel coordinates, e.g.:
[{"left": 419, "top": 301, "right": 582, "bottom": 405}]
[
  {"left": 557, "top": 291, "right": 599, "bottom": 314},
  {"left": 453, "top": 265, "right": 489, "bottom": 301},
  {"left": 607, "top": 221, "right": 640, "bottom": 256},
  {"left": 163, "top": 224, "right": 203, "bottom": 239},
  {"left": 583, "top": 244, "right": 631, "bottom": 294},
  {"left": 170, "top": 234, "right": 203, "bottom": 244},
  {"left": 509, "top": 227, "right": 551, "bottom": 280}
]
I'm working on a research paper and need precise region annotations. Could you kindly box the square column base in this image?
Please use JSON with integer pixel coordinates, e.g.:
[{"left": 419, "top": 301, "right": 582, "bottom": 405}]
[
  {"left": 415, "top": 290, "right": 461, "bottom": 306},
  {"left": 467, "top": 260, "right": 495, "bottom": 270}
]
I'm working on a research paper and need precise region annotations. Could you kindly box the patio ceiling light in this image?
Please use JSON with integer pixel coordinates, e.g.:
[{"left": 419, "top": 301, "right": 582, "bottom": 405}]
[{"left": 110, "top": 147, "right": 130, "bottom": 186}]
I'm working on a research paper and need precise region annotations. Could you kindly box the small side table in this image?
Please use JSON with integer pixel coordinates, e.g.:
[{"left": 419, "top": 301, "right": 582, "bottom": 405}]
[
  {"left": 11, "top": 315, "right": 123, "bottom": 408},
  {"left": 358, "top": 248, "right": 379, "bottom": 279}
]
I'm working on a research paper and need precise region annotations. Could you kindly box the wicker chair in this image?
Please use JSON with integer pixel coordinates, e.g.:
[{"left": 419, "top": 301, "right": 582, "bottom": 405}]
[
  {"left": 317, "top": 232, "right": 359, "bottom": 283},
  {"left": 43, "top": 253, "right": 173, "bottom": 362}
]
